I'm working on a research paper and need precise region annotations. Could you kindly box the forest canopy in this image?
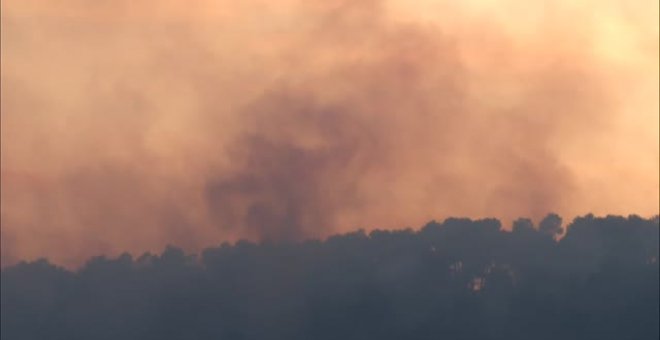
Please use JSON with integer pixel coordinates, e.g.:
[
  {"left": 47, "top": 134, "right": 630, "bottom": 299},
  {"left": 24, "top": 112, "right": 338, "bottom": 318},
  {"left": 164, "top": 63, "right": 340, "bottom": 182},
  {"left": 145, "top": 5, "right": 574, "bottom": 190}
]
[{"left": 2, "top": 214, "right": 658, "bottom": 340}]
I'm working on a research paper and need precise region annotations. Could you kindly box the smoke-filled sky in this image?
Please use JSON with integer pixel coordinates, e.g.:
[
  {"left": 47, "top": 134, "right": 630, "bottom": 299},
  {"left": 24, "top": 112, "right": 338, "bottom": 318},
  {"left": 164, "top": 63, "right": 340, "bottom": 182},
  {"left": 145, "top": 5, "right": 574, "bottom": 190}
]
[{"left": 1, "top": 0, "right": 658, "bottom": 267}]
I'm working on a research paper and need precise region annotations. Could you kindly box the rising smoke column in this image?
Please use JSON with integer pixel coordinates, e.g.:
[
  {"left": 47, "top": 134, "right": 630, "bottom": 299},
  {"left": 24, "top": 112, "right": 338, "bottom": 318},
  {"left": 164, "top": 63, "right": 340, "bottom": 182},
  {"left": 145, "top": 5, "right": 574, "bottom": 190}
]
[{"left": 1, "top": 0, "right": 658, "bottom": 266}]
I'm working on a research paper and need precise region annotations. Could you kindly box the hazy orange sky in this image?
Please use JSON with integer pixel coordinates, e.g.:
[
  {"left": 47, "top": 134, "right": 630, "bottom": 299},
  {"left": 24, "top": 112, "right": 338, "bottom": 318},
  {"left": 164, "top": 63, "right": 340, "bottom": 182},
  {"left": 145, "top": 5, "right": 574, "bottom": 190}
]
[{"left": 1, "top": 0, "right": 658, "bottom": 267}]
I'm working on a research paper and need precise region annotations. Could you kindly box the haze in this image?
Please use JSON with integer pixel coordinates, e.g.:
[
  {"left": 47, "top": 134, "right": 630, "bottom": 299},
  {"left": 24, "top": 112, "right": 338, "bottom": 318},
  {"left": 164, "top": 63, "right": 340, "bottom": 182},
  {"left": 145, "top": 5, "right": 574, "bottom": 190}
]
[{"left": 1, "top": 0, "right": 658, "bottom": 267}]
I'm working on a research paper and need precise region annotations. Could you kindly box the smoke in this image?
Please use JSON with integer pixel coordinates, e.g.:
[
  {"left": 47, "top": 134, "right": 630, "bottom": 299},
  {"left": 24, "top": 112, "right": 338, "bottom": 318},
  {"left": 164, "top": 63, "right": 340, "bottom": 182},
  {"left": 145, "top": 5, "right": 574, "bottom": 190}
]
[{"left": 1, "top": 0, "right": 658, "bottom": 266}]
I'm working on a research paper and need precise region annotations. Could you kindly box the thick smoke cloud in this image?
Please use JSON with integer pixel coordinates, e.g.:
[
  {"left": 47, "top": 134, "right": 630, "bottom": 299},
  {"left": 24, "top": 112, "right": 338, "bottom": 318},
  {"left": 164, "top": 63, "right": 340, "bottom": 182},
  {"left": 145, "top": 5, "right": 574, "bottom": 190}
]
[
  {"left": 2, "top": 215, "right": 658, "bottom": 339},
  {"left": 1, "top": 0, "right": 659, "bottom": 266}
]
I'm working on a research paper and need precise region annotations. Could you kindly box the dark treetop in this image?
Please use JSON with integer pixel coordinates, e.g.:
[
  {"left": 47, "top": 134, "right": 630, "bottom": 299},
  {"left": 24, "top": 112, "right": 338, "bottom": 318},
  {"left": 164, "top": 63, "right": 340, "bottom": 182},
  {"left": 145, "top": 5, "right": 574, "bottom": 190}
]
[{"left": 2, "top": 214, "right": 658, "bottom": 340}]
